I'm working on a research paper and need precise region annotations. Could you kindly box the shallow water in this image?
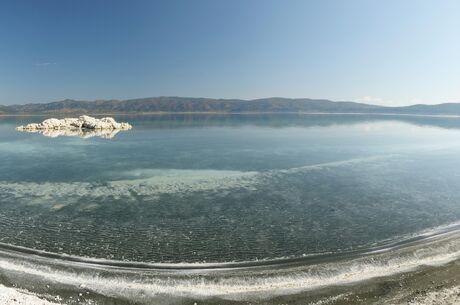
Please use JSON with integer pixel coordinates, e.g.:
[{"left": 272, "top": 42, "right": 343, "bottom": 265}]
[{"left": 2, "top": 114, "right": 460, "bottom": 265}]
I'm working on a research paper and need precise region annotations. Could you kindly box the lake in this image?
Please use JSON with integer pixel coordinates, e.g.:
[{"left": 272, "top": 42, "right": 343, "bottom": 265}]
[
  {"left": 3, "top": 114, "right": 460, "bottom": 304},
  {"left": 2, "top": 114, "right": 460, "bottom": 265}
]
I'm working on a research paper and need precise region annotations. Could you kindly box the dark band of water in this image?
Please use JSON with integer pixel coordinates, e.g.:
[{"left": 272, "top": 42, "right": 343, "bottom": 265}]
[{"left": 1, "top": 223, "right": 459, "bottom": 271}]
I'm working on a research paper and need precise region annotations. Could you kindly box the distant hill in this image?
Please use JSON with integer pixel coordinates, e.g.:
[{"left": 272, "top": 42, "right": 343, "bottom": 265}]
[{"left": 2, "top": 97, "right": 460, "bottom": 115}]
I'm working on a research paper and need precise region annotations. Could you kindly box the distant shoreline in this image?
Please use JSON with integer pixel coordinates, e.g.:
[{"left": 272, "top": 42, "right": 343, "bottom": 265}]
[
  {"left": 3, "top": 111, "right": 460, "bottom": 118},
  {"left": 3, "top": 97, "right": 460, "bottom": 117}
]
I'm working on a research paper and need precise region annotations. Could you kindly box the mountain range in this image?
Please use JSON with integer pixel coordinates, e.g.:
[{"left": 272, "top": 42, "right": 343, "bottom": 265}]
[{"left": 2, "top": 97, "right": 460, "bottom": 115}]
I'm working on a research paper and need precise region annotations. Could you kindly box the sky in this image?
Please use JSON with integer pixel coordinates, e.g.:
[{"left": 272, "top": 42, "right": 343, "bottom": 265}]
[{"left": 1, "top": 0, "right": 460, "bottom": 106}]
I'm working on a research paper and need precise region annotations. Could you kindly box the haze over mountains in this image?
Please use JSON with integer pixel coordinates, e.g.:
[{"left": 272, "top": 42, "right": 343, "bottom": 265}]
[{"left": 2, "top": 97, "right": 460, "bottom": 115}]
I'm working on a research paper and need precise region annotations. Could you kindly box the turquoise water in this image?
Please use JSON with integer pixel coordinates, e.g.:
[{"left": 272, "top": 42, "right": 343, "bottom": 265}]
[{"left": 2, "top": 114, "right": 460, "bottom": 264}]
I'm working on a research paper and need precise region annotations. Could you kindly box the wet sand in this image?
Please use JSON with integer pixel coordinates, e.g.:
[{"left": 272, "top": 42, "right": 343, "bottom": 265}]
[
  {"left": 157, "top": 258, "right": 460, "bottom": 305},
  {"left": 1, "top": 257, "right": 460, "bottom": 305},
  {"left": 246, "top": 258, "right": 460, "bottom": 305}
]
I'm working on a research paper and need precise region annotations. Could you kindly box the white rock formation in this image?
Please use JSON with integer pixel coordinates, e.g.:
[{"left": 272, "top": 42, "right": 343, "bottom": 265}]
[
  {"left": 23, "top": 128, "right": 122, "bottom": 139},
  {"left": 16, "top": 115, "right": 132, "bottom": 131}
]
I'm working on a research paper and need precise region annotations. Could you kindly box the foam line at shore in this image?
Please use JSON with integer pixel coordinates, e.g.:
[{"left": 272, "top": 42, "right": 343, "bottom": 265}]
[
  {"left": 1, "top": 228, "right": 460, "bottom": 301},
  {"left": 2, "top": 217, "right": 460, "bottom": 270}
]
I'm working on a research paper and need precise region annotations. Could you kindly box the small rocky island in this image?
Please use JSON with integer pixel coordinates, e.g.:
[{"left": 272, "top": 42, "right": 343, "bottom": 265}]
[
  {"left": 17, "top": 115, "right": 132, "bottom": 131},
  {"left": 16, "top": 115, "right": 132, "bottom": 138}
]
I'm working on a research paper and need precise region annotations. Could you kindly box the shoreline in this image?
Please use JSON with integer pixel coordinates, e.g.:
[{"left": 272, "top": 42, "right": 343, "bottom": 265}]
[
  {"left": 256, "top": 258, "right": 460, "bottom": 305},
  {"left": 1, "top": 219, "right": 460, "bottom": 271},
  {"left": 1, "top": 255, "right": 460, "bottom": 304},
  {"left": 1, "top": 228, "right": 460, "bottom": 304},
  {"left": 3, "top": 111, "right": 460, "bottom": 118}
]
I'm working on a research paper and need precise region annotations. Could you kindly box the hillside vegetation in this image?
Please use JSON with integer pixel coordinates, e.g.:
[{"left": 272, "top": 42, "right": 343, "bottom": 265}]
[{"left": 2, "top": 97, "right": 460, "bottom": 115}]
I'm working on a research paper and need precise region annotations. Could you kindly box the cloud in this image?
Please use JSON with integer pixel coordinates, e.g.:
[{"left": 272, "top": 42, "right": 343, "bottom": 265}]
[
  {"left": 356, "top": 96, "right": 402, "bottom": 106},
  {"left": 34, "top": 62, "right": 57, "bottom": 66}
]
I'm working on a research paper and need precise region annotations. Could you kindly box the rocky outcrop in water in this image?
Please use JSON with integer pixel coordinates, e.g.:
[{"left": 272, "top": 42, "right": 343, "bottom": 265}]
[
  {"left": 16, "top": 115, "right": 132, "bottom": 131},
  {"left": 22, "top": 128, "right": 123, "bottom": 139}
]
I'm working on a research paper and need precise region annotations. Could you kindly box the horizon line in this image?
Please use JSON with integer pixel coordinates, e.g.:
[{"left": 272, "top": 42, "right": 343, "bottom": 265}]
[{"left": 2, "top": 96, "right": 460, "bottom": 108}]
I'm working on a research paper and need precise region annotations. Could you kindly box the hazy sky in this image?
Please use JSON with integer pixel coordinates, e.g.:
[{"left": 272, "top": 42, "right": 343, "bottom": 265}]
[{"left": 1, "top": 0, "right": 460, "bottom": 105}]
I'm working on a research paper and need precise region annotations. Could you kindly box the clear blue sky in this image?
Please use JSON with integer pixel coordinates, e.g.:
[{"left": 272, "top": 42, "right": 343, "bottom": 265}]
[{"left": 1, "top": 0, "right": 459, "bottom": 105}]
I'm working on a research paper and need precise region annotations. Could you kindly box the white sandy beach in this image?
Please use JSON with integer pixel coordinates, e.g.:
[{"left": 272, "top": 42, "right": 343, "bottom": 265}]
[
  {"left": 2, "top": 282, "right": 460, "bottom": 305},
  {"left": 0, "top": 284, "right": 62, "bottom": 305}
]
